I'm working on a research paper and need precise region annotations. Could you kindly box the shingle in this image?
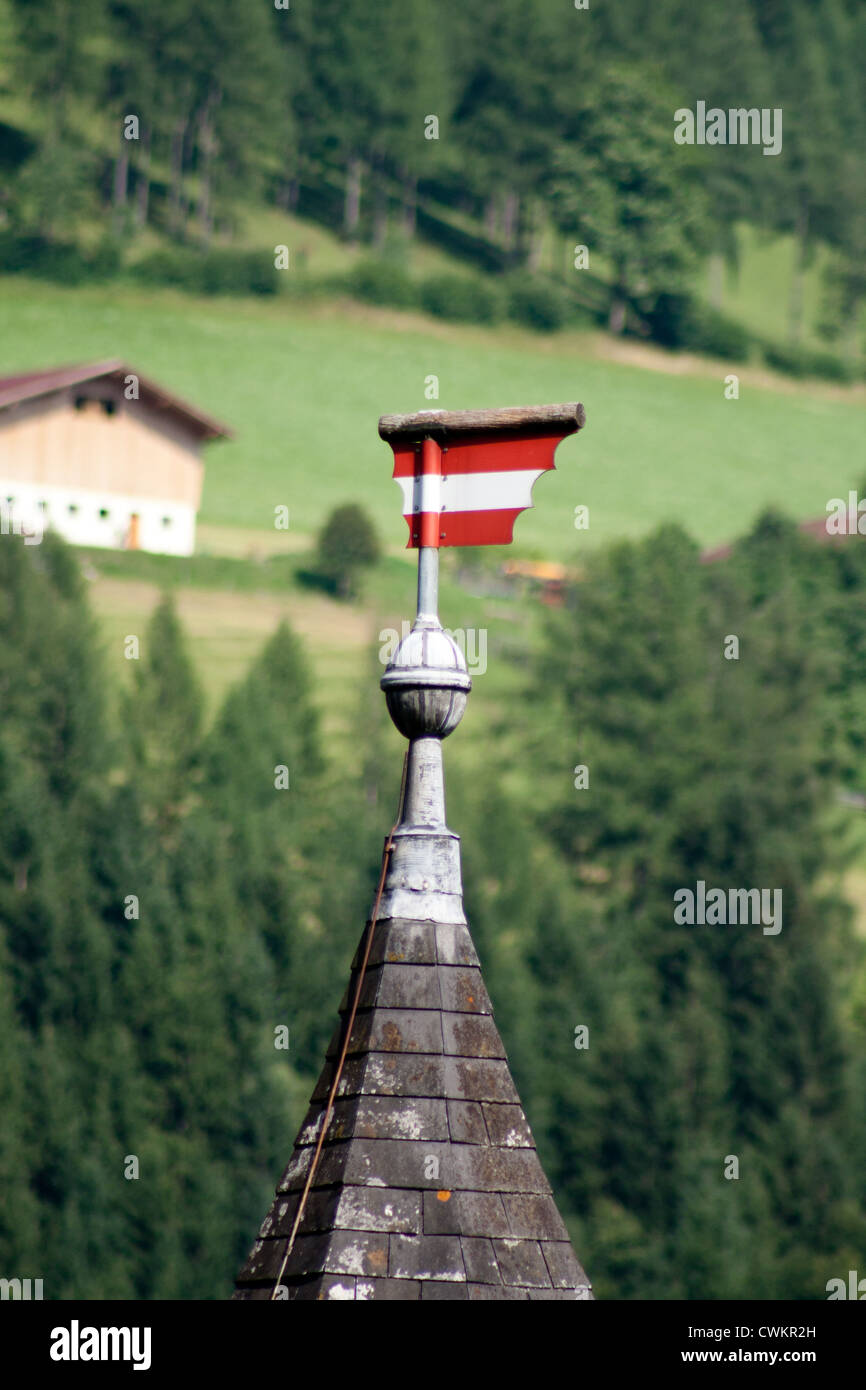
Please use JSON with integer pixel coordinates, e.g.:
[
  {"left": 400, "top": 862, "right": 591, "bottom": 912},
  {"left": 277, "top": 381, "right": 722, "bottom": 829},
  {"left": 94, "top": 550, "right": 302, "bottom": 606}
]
[
  {"left": 450, "top": 1145, "right": 552, "bottom": 1194},
  {"left": 421, "top": 1280, "right": 469, "bottom": 1300},
  {"left": 355, "top": 1052, "right": 519, "bottom": 1102},
  {"left": 502, "top": 1193, "right": 569, "bottom": 1242},
  {"left": 357, "top": 1052, "right": 446, "bottom": 1098},
  {"left": 355, "top": 1277, "right": 421, "bottom": 1300},
  {"left": 493, "top": 1239, "right": 552, "bottom": 1289},
  {"left": 357, "top": 1095, "right": 449, "bottom": 1142},
  {"left": 422, "top": 1188, "right": 461, "bottom": 1235},
  {"left": 352, "top": 919, "right": 437, "bottom": 968},
  {"left": 542, "top": 1240, "right": 592, "bottom": 1290},
  {"left": 340, "top": 963, "right": 442, "bottom": 1013},
  {"left": 296, "top": 1103, "right": 331, "bottom": 1147},
  {"left": 257, "top": 1191, "right": 303, "bottom": 1238},
  {"left": 293, "top": 1275, "right": 359, "bottom": 1301},
  {"left": 421, "top": 1188, "right": 513, "bottom": 1237},
  {"left": 389, "top": 1234, "right": 466, "bottom": 1282},
  {"left": 481, "top": 1103, "right": 534, "bottom": 1149},
  {"left": 235, "top": 1236, "right": 299, "bottom": 1284},
  {"left": 256, "top": 1230, "right": 394, "bottom": 1282},
  {"left": 434, "top": 922, "right": 479, "bottom": 967},
  {"left": 276, "top": 1145, "right": 314, "bottom": 1193},
  {"left": 310, "top": 1057, "right": 354, "bottom": 1104},
  {"left": 320, "top": 1230, "right": 390, "bottom": 1278},
  {"left": 527, "top": 1288, "right": 587, "bottom": 1301},
  {"left": 442, "top": 1057, "right": 520, "bottom": 1103},
  {"left": 438, "top": 967, "right": 491, "bottom": 1014},
  {"left": 259, "top": 1185, "right": 421, "bottom": 1238},
  {"left": 446, "top": 1098, "right": 488, "bottom": 1145},
  {"left": 467, "top": 1283, "right": 529, "bottom": 1301},
  {"left": 310, "top": 1276, "right": 362, "bottom": 1301},
  {"left": 298, "top": 1095, "right": 450, "bottom": 1145},
  {"left": 326, "top": 1007, "right": 444, "bottom": 1059},
  {"left": 460, "top": 1237, "right": 500, "bottom": 1284},
  {"left": 453, "top": 1191, "right": 511, "bottom": 1238},
  {"left": 330, "top": 1187, "right": 421, "bottom": 1235},
  {"left": 267, "top": 1233, "right": 328, "bottom": 1279},
  {"left": 314, "top": 1138, "right": 454, "bottom": 1191},
  {"left": 441, "top": 1012, "right": 507, "bottom": 1059}
]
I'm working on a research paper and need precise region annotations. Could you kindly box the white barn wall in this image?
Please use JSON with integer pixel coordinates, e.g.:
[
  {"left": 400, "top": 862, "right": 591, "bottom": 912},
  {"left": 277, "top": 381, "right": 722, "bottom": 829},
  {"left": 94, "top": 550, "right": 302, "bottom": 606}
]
[{"left": 0, "top": 478, "right": 197, "bottom": 556}]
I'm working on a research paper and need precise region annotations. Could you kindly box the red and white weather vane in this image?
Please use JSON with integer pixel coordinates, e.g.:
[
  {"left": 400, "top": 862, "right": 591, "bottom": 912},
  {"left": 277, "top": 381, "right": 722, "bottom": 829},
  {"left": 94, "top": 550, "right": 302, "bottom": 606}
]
[
  {"left": 373, "top": 399, "right": 587, "bottom": 925},
  {"left": 379, "top": 401, "right": 586, "bottom": 623}
]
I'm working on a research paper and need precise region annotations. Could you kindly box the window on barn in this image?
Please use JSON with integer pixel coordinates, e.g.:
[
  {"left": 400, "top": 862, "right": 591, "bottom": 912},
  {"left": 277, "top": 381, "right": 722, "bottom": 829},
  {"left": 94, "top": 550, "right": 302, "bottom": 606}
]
[{"left": 74, "top": 395, "right": 116, "bottom": 415}]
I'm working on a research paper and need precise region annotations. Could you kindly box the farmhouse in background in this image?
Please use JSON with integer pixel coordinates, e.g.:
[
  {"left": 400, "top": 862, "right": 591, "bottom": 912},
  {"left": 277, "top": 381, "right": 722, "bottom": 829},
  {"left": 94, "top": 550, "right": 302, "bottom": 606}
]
[{"left": 0, "top": 361, "right": 230, "bottom": 556}]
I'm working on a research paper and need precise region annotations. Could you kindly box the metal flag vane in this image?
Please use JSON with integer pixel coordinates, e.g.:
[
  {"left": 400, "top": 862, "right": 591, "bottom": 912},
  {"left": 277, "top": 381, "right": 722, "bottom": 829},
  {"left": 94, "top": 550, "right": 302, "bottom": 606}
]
[
  {"left": 376, "top": 401, "right": 586, "bottom": 911},
  {"left": 379, "top": 400, "right": 585, "bottom": 626}
]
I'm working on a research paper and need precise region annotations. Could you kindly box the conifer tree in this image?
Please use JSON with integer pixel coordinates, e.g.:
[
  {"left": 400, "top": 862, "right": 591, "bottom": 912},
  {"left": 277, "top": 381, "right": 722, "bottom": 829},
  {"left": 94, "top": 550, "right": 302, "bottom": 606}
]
[
  {"left": 200, "top": 621, "right": 327, "bottom": 1072},
  {"left": 534, "top": 521, "right": 864, "bottom": 1296},
  {"left": 121, "top": 592, "right": 204, "bottom": 832},
  {"left": 0, "top": 925, "right": 39, "bottom": 1272}
]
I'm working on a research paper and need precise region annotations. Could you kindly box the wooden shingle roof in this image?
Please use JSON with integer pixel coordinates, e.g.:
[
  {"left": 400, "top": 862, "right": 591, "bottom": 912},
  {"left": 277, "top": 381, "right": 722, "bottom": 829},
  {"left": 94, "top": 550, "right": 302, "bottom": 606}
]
[
  {"left": 0, "top": 361, "right": 231, "bottom": 441},
  {"left": 233, "top": 911, "right": 592, "bottom": 1300}
]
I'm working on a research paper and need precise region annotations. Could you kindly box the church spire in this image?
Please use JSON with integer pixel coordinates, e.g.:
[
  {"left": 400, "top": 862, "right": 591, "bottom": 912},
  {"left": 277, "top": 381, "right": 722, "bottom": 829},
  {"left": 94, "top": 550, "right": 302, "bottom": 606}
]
[{"left": 233, "top": 403, "right": 591, "bottom": 1299}]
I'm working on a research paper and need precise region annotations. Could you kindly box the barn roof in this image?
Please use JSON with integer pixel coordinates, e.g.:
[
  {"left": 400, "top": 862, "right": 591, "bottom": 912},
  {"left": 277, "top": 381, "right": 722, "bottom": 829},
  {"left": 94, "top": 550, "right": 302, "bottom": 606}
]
[{"left": 0, "top": 361, "right": 232, "bottom": 441}]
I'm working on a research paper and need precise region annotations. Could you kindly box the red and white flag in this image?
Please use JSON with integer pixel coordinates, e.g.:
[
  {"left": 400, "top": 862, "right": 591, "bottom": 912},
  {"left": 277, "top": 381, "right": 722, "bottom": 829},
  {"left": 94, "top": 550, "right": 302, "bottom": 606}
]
[{"left": 380, "top": 405, "right": 584, "bottom": 549}]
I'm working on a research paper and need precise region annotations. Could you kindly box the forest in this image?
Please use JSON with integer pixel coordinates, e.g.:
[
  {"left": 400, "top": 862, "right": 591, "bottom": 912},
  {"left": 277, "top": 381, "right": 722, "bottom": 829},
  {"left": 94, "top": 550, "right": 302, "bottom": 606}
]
[
  {"left": 1, "top": 0, "right": 865, "bottom": 1303},
  {"left": 1, "top": 513, "right": 865, "bottom": 1298},
  {"left": 0, "top": 0, "right": 864, "bottom": 366}
]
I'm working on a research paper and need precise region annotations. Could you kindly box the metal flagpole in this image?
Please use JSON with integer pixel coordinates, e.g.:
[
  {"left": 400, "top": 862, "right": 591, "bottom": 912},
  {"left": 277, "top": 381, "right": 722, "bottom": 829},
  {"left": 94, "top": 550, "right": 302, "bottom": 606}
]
[
  {"left": 415, "top": 434, "right": 441, "bottom": 624},
  {"left": 416, "top": 545, "right": 439, "bottom": 625}
]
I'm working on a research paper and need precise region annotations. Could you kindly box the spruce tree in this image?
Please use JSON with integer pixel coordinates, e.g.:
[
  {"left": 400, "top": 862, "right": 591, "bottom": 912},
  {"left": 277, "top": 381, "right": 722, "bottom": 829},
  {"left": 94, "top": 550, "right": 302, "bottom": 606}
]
[{"left": 121, "top": 591, "right": 204, "bottom": 833}]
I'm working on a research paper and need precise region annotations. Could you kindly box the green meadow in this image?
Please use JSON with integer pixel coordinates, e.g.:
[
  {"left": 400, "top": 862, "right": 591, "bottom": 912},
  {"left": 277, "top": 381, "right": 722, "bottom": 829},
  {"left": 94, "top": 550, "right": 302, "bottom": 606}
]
[
  {"left": 2, "top": 276, "right": 863, "bottom": 566},
  {"left": 3, "top": 272, "right": 863, "bottom": 774}
]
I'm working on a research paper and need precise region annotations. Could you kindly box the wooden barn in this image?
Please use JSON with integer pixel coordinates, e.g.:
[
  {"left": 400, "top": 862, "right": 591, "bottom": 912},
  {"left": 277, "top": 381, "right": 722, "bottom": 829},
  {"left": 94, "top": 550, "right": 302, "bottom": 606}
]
[{"left": 0, "top": 361, "right": 230, "bottom": 556}]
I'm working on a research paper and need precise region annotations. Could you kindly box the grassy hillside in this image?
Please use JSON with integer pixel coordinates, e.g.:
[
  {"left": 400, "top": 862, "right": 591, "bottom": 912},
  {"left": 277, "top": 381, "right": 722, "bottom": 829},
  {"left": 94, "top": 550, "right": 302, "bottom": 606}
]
[
  {"left": 3, "top": 270, "right": 863, "bottom": 778},
  {"left": 2, "top": 277, "right": 863, "bottom": 565},
  {"left": 707, "top": 223, "right": 836, "bottom": 354}
]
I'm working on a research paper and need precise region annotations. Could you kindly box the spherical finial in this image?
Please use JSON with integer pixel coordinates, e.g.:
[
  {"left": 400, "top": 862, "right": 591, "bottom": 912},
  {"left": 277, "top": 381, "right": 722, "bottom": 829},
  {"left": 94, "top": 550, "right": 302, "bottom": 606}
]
[{"left": 381, "top": 620, "right": 471, "bottom": 740}]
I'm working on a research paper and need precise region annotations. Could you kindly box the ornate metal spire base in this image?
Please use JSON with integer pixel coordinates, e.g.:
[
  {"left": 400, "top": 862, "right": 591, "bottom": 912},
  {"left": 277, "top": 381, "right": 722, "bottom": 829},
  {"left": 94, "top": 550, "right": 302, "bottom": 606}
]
[{"left": 378, "top": 583, "right": 471, "bottom": 926}]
